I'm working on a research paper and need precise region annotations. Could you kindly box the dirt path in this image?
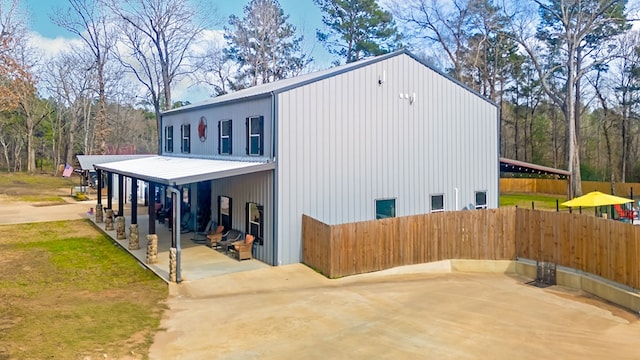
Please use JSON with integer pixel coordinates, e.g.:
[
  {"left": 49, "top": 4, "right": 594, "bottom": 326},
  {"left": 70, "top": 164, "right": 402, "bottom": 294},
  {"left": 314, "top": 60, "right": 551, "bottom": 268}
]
[{"left": 149, "top": 264, "right": 640, "bottom": 360}]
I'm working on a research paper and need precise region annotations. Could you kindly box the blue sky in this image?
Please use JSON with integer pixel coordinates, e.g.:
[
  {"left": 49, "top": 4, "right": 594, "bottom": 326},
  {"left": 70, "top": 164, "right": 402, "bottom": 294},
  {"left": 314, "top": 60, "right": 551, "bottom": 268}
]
[
  {"left": 25, "top": 0, "right": 331, "bottom": 64},
  {"left": 23, "top": 0, "right": 334, "bottom": 102}
]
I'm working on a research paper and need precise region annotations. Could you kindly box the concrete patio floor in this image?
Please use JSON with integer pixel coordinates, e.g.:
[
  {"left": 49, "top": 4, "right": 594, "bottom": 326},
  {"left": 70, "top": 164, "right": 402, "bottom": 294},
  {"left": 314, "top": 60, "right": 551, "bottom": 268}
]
[
  {"left": 149, "top": 263, "right": 640, "bottom": 360},
  {"left": 89, "top": 207, "right": 269, "bottom": 283}
]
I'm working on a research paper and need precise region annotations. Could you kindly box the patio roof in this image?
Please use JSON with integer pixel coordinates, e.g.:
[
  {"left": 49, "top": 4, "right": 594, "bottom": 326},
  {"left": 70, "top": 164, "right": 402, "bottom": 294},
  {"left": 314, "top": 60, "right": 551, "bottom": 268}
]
[
  {"left": 500, "top": 157, "right": 570, "bottom": 178},
  {"left": 76, "top": 154, "right": 154, "bottom": 171},
  {"left": 93, "top": 156, "right": 275, "bottom": 186}
]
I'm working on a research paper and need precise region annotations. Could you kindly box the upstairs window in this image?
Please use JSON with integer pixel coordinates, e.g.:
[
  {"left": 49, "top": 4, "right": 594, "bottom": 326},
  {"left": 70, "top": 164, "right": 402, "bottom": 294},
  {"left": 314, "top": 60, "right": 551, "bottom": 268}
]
[
  {"left": 375, "top": 198, "right": 396, "bottom": 219},
  {"left": 475, "top": 191, "right": 487, "bottom": 209},
  {"left": 246, "top": 116, "right": 264, "bottom": 156},
  {"left": 431, "top": 194, "right": 444, "bottom": 212},
  {"left": 218, "top": 120, "right": 232, "bottom": 154},
  {"left": 165, "top": 126, "right": 173, "bottom": 153},
  {"left": 181, "top": 124, "right": 190, "bottom": 153}
]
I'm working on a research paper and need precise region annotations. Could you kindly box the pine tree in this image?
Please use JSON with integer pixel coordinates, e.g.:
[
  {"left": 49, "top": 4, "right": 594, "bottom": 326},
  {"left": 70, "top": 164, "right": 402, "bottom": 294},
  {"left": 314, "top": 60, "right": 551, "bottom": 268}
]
[
  {"left": 315, "top": 0, "right": 402, "bottom": 64},
  {"left": 225, "top": 0, "right": 308, "bottom": 89}
]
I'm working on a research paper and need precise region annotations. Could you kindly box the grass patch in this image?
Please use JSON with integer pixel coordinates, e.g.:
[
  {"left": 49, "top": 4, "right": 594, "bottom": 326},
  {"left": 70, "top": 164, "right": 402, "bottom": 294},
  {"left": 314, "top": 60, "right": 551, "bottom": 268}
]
[
  {"left": 0, "top": 220, "right": 168, "bottom": 359},
  {"left": 17, "top": 195, "right": 66, "bottom": 203},
  {"left": 500, "top": 193, "right": 568, "bottom": 210},
  {"left": 0, "top": 172, "right": 79, "bottom": 197}
]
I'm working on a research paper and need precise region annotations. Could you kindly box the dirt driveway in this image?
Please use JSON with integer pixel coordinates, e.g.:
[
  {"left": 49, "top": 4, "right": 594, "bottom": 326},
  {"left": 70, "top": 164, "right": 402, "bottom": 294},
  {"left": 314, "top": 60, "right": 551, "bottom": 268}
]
[{"left": 150, "top": 264, "right": 640, "bottom": 360}]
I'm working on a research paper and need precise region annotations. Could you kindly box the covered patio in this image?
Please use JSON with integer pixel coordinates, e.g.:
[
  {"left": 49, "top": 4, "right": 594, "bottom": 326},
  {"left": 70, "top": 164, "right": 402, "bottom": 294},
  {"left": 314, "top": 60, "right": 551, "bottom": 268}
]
[
  {"left": 91, "top": 207, "right": 269, "bottom": 283},
  {"left": 92, "top": 156, "right": 275, "bottom": 283}
]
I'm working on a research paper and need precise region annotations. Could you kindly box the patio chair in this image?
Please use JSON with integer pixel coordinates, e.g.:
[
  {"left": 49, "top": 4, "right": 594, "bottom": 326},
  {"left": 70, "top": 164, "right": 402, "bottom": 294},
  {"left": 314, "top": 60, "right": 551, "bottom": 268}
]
[
  {"left": 218, "top": 229, "right": 243, "bottom": 254},
  {"left": 180, "top": 212, "right": 192, "bottom": 234},
  {"left": 206, "top": 225, "right": 225, "bottom": 248},
  {"left": 232, "top": 234, "right": 255, "bottom": 261},
  {"left": 613, "top": 204, "right": 635, "bottom": 221}
]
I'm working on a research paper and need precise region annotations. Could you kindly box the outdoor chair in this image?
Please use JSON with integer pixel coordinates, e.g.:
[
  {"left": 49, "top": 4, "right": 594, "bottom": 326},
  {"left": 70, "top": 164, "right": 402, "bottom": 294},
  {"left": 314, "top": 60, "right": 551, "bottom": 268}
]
[
  {"left": 217, "top": 229, "right": 243, "bottom": 253},
  {"left": 232, "top": 234, "right": 255, "bottom": 261},
  {"left": 613, "top": 204, "right": 635, "bottom": 221},
  {"left": 180, "top": 212, "right": 192, "bottom": 233},
  {"left": 206, "top": 225, "right": 225, "bottom": 248}
]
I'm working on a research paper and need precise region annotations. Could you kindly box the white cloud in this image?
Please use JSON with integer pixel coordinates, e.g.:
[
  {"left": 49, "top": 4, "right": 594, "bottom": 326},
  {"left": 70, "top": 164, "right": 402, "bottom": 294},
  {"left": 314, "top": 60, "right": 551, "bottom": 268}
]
[
  {"left": 27, "top": 31, "right": 83, "bottom": 57},
  {"left": 26, "top": 28, "right": 228, "bottom": 106}
]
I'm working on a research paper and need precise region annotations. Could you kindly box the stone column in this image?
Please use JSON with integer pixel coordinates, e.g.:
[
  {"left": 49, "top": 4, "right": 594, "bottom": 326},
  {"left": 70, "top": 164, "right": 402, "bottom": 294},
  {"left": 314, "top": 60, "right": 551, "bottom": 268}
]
[
  {"left": 95, "top": 205, "right": 104, "bottom": 223},
  {"left": 169, "top": 247, "right": 177, "bottom": 283},
  {"left": 146, "top": 234, "right": 158, "bottom": 264},
  {"left": 129, "top": 224, "right": 139, "bottom": 250},
  {"left": 105, "top": 209, "right": 114, "bottom": 231},
  {"left": 116, "top": 216, "right": 126, "bottom": 240}
]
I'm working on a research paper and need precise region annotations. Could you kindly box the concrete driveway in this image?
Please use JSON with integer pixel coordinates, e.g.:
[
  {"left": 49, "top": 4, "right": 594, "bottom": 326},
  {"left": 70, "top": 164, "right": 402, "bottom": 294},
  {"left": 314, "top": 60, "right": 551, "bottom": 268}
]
[
  {"left": 2, "top": 197, "right": 638, "bottom": 359},
  {"left": 149, "top": 263, "right": 640, "bottom": 360},
  {"left": 0, "top": 194, "right": 96, "bottom": 225}
]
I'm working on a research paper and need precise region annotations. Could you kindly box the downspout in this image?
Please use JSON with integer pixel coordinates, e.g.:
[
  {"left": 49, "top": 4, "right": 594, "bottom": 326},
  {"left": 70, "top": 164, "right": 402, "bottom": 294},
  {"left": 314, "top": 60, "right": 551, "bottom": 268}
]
[
  {"left": 496, "top": 105, "right": 501, "bottom": 208},
  {"left": 454, "top": 187, "right": 459, "bottom": 211},
  {"left": 271, "top": 91, "right": 279, "bottom": 266},
  {"left": 167, "top": 185, "right": 182, "bottom": 283},
  {"left": 158, "top": 112, "right": 163, "bottom": 155}
]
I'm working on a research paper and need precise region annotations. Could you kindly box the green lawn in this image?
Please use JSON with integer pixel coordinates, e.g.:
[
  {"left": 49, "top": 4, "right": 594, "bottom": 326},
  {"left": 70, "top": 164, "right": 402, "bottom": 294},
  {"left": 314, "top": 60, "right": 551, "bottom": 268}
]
[
  {"left": 500, "top": 193, "right": 568, "bottom": 210},
  {"left": 0, "top": 220, "right": 167, "bottom": 359}
]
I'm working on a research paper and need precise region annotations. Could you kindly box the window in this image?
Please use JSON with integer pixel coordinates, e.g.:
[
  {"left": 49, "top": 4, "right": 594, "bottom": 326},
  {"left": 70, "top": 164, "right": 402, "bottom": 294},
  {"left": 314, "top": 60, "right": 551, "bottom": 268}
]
[
  {"left": 247, "top": 202, "right": 264, "bottom": 245},
  {"left": 165, "top": 126, "right": 173, "bottom": 152},
  {"left": 218, "top": 120, "right": 232, "bottom": 154},
  {"left": 475, "top": 191, "right": 487, "bottom": 209},
  {"left": 375, "top": 198, "right": 396, "bottom": 219},
  {"left": 431, "top": 194, "right": 444, "bottom": 212},
  {"left": 218, "top": 196, "right": 232, "bottom": 231},
  {"left": 181, "top": 124, "right": 191, "bottom": 153},
  {"left": 246, "top": 116, "right": 264, "bottom": 156}
]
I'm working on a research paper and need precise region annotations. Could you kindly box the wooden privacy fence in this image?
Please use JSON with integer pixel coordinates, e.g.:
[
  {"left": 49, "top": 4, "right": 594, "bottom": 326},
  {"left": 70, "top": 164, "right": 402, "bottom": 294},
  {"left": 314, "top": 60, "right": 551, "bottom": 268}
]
[
  {"left": 302, "top": 208, "right": 640, "bottom": 290},
  {"left": 500, "top": 178, "right": 640, "bottom": 197}
]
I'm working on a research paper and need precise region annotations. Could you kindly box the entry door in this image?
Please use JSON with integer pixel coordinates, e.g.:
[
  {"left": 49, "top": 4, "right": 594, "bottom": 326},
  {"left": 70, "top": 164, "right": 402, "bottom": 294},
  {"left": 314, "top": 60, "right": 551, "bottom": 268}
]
[{"left": 196, "top": 181, "right": 212, "bottom": 232}]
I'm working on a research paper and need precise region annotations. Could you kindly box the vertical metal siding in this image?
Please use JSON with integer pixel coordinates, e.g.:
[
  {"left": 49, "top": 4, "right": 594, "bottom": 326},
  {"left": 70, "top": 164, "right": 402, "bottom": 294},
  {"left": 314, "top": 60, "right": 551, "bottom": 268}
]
[
  {"left": 161, "top": 97, "right": 273, "bottom": 159},
  {"left": 276, "top": 54, "right": 498, "bottom": 265},
  {"left": 211, "top": 170, "right": 275, "bottom": 265}
]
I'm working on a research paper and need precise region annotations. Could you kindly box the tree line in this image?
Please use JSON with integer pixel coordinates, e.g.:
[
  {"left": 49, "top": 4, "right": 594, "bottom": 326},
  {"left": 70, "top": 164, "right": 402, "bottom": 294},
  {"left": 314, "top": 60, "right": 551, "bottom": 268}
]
[{"left": 0, "top": 0, "right": 638, "bottom": 197}]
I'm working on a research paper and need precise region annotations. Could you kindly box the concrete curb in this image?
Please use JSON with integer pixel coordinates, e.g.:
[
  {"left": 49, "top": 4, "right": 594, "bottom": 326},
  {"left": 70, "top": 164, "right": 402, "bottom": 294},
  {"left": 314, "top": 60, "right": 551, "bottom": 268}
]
[{"left": 351, "top": 259, "right": 640, "bottom": 314}]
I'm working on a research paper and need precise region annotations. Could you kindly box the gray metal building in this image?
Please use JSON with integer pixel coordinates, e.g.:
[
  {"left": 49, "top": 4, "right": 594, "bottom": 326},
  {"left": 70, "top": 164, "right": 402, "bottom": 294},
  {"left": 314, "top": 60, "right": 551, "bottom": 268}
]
[{"left": 98, "top": 49, "right": 499, "bottom": 268}]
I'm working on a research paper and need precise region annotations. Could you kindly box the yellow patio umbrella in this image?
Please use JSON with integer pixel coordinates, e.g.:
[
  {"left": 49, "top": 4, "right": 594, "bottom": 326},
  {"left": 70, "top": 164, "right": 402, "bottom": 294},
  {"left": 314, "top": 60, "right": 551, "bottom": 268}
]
[{"left": 561, "top": 191, "right": 633, "bottom": 208}]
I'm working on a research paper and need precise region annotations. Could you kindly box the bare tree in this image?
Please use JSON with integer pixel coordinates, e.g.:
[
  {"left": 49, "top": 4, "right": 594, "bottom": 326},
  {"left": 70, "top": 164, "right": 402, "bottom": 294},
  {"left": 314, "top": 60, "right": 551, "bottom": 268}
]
[
  {"left": 52, "top": 0, "right": 114, "bottom": 155},
  {"left": 105, "top": 0, "right": 209, "bottom": 153},
  {"left": 0, "top": 0, "right": 32, "bottom": 113},
  {"left": 191, "top": 34, "right": 234, "bottom": 97},
  {"left": 43, "top": 49, "right": 95, "bottom": 164},
  {"left": 508, "top": 0, "right": 629, "bottom": 197}
]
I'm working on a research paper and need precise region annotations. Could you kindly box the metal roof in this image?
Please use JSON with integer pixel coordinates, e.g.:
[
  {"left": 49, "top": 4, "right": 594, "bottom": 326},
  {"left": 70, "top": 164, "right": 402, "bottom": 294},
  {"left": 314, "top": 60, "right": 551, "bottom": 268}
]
[
  {"left": 500, "top": 157, "right": 570, "bottom": 178},
  {"left": 93, "top": 156, "right": 275, "bottom": 186},
  {"left": 76, "top": 154, "right": 154, "bottom": 171},
  {"left": 163, "top": 49, "right": 496, "bottom": 116}
]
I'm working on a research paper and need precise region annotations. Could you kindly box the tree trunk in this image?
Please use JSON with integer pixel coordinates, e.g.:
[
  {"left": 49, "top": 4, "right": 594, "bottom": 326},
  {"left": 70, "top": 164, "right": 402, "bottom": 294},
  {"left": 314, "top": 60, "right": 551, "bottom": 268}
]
[{"left": 565, "top": 46, "right": 581, "bottom": 198}]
